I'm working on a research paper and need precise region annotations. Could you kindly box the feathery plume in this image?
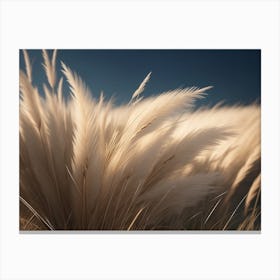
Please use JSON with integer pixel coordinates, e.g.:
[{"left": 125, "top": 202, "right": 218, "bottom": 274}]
[
  {"left": 131, "top": 72, "right": 152, "bottom": 102},
  {"left": 20, "top": 50, "right": 261, "bottom": 230}
]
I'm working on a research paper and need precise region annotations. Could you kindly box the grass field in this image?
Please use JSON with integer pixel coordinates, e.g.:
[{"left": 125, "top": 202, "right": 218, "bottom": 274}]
[{"left": 20, "top": 50, "right": 261, "bottom": 230}]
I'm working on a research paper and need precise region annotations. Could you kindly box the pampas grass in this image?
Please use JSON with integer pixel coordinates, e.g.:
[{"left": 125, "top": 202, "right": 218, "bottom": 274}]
[{"left": 19, "top": 50, "right": 261, "bottom": 230}]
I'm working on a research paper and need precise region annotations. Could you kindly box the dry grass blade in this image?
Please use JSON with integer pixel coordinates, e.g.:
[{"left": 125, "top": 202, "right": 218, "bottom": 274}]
[
  {"left": 42, "top": 49, "right": 57, "bottom": 89},
  {"left": 223, "top": 195, "right": 247, "bottom": 230},
  {"left": 20, "top": 197, "right": 54, "bottom": 230},
  {"left": 23, "top": 49, "right": 32, "bottom": 83},
  {"left": 131, "top": 72, "right": 152, "bottom": 102}
]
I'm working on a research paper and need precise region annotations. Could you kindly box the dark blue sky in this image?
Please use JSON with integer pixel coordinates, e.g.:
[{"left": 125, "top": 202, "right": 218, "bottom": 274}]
[{"left": 20, "top": 50, "right": 260, "bottom": 107}]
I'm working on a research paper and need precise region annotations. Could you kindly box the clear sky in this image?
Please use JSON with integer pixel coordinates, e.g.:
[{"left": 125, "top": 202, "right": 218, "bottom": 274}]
[{"left": 20, "top": 49, "right": 260, "bottom": 107}]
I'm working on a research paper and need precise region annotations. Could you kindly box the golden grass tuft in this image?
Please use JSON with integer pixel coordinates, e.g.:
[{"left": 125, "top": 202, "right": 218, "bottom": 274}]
[{"left": 20, "top": 50, "right": 261, "bottom": 230}]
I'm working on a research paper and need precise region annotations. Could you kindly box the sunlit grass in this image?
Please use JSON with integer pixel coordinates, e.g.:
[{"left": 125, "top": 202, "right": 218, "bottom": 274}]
[{"left": 20, "top": 50, "right": 260, "bottom": 230}]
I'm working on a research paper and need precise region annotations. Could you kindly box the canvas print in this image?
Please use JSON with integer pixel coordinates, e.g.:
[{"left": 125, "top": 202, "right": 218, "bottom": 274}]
[{"left": 19, "top": 50, "right": 261, "bottom": 231}]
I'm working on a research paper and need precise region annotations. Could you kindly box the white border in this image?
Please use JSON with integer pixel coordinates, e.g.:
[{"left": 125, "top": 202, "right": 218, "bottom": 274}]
[{"left": 1, "top": 1, "right": 279, "bottom": 279}]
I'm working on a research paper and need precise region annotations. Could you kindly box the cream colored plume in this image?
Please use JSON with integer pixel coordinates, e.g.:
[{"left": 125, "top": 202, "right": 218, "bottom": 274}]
[{"left": 20, "top": 50, "right": 261, "bottom": 230}]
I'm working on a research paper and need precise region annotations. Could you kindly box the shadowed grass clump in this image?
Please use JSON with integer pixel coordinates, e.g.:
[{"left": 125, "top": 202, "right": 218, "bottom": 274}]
[{"left": 20, "top": 50, "right": 261, "bottom": 230}]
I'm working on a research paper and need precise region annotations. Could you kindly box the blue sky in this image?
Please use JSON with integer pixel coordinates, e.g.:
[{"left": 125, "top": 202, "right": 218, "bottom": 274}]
[{"left": 20, "top": 49, "right": 260, "bottom": 107}]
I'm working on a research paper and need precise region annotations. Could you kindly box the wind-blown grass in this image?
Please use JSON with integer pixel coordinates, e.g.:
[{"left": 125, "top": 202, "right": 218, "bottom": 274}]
[{"left": 19, "top": 50, "right": 261, "bottom": 230}]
